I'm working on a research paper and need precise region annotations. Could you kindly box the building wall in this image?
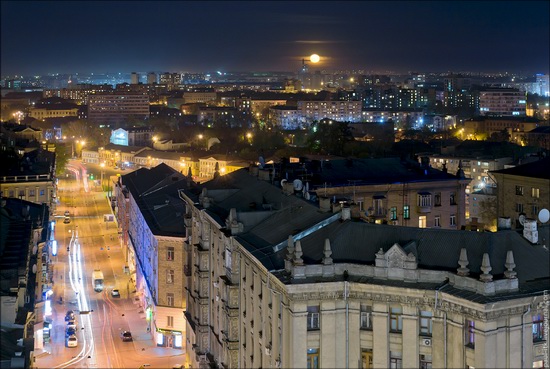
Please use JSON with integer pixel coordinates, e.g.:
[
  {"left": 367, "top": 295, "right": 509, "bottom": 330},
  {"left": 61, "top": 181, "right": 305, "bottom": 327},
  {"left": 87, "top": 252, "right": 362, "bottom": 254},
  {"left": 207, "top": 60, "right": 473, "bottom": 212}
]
[
  {"left": 181, "top": 193, "right": 548, "bottom": 369},
  {"left": 492, "top": 173, "right": 549, "bottom": 229},
  {"left": 297, "top": 101, "right": 363, "bottom": 123},
  {"left": 0, "top": 178, "right": 54, "bottom": 206},
  {"left": 28, "top": 108, "right": 78, "bottom": 120},
  {"left": 88, "top": 93, "right": 150, "bottom": 123}
]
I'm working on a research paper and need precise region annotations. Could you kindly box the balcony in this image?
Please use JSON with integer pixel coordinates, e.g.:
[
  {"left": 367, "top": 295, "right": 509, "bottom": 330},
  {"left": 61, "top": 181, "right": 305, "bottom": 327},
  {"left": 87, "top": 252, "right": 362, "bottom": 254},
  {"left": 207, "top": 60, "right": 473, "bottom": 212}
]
[{"left": 417, "top": 205, "right": 431, "bottom": 214}]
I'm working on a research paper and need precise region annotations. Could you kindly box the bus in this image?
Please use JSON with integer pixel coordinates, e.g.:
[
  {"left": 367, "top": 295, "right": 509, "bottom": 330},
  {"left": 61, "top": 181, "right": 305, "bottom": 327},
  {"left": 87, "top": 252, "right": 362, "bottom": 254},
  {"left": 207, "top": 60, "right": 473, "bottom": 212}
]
[{"left": 92, "top": 270, "right": 104, "bottom": 292}]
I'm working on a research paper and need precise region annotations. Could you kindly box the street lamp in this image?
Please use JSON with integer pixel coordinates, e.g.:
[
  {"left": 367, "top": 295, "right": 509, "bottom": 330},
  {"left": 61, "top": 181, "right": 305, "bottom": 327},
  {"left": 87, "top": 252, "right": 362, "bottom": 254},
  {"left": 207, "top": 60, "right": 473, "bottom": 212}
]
[{"left": 100, "top": 162, "right": 105, "bottom": 191}]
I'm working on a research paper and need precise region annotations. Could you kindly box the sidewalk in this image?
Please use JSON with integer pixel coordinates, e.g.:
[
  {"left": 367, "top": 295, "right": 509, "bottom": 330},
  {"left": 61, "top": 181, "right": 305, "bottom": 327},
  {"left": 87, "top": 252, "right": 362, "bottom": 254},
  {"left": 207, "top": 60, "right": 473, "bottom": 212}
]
[{"left": 123, "top": 292, "right": 185, "bottom": 359}]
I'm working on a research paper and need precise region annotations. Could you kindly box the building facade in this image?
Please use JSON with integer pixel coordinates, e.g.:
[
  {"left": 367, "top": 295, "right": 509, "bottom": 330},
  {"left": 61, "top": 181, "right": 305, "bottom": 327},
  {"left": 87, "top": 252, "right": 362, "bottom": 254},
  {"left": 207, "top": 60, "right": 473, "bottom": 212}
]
[
  {"left": 88, "top": 93, "right": 150, "bottom": 124},
  {"left": 179, "top": 168, "right": 550, "bottom": 369}
]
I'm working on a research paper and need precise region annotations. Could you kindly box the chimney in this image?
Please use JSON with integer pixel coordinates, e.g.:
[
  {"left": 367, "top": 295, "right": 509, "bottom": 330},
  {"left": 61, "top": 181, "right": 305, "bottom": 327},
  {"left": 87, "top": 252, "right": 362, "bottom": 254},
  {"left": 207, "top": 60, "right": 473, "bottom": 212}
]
[{"left": 319, "top": 197, "right": 331, "bottom": 212}]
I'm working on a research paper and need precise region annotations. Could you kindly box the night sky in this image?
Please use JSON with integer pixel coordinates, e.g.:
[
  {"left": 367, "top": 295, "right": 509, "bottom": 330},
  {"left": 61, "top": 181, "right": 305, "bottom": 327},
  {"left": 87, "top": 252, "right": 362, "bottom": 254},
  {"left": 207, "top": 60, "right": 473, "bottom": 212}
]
[{"left": 1, "top": 1, "right": 548, "bottom": 76}]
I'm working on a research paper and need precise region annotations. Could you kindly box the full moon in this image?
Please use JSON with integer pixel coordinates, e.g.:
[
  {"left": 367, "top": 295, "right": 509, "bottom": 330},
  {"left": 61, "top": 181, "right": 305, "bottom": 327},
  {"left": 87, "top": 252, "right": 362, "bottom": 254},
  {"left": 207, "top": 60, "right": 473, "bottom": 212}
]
[{"left": 310, "top": 54, "right": 320, "bottom": 63}]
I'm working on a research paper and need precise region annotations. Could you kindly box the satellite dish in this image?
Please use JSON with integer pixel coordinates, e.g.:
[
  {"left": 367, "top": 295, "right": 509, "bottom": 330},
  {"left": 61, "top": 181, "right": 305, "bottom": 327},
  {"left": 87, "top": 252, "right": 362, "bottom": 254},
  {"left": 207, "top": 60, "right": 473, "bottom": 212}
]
[
  {"left": 539, "top": 208, "right": 550, "bottom": 223},
  {"left": 293, "top": 179, "right": 303, "bottom": 191},
  {"left": 519, "top": 214, "right": 526, "bottom": 226},
  {"left": 305, "top": 192, "right": 311, "bottom": 200},
  {"left": 280, "top": 179, "right": 287, "bottom": 187}
]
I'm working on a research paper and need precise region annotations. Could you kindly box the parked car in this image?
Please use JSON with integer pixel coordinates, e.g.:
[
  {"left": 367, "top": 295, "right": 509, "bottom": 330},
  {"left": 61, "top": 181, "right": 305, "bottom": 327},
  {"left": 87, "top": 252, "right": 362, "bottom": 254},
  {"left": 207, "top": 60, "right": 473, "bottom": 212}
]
[
  {"left": 66, "top": 335, "right": 78, "bottom": 348},
  {"left": 65, "top": 310, "right": 75, "bottom": 321},
  {"left": 67, "top": 319, "right": 77, "bottom": 329},
  {"left": 120, "top": 331, "right": 132, "bottom": 341},
  {"left": 111, "top": 289, "right": 120, "bottom": 297},
  {"left": 64, "top": 210, "right": 70, "bottom": 216},
  {"left": 63, "top": 217, "right": 71, "bottom": 224}
]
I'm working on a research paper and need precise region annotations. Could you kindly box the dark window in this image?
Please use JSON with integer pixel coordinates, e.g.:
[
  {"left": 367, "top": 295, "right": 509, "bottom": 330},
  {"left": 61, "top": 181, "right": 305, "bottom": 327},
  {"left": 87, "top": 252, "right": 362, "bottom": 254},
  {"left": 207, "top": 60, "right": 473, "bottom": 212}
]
[
  {"left": 465, "top": 319, "right": 475, "bottom": 348},
  {"left": 390, "top": 306, "right": 403, "bottom": 333},
  {"left": 516, "top": 186, "right": 524, "bottom": 196},
  {"left": 450, "top": 192, "right": 457, "bottom": 205},
  {"left": 307, "top": 306, "right": 320, "bottom": 330},
  {"left": 434, "top": 192, "right": 441, "bottom": 206},
  {"left": 360, "top": 305, "right": 372, "bottom": 330},
  {"left": 533, "top": 314, "right": 544, "bottom": 342}
]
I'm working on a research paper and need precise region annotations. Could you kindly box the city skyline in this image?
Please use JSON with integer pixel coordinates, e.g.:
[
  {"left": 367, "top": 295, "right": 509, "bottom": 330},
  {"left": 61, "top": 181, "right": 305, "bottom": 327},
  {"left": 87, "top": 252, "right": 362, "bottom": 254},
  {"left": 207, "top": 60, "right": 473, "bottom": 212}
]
[{"left": 1, "top": 1, "right": 549, "bottom": 77}]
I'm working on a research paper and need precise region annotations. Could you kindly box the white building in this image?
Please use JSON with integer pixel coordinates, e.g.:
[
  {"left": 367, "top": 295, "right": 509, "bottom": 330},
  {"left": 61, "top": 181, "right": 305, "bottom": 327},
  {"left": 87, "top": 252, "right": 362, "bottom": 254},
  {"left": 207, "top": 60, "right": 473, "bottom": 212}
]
[
  {"left": 478, "top": 88, "right": 526, "bottom": 117},
  {"left": 179, "top": 168, "right": 550, "bottom": 369},
  {"left": 297, "top": 100, "right": 363, "bottom": 124}
]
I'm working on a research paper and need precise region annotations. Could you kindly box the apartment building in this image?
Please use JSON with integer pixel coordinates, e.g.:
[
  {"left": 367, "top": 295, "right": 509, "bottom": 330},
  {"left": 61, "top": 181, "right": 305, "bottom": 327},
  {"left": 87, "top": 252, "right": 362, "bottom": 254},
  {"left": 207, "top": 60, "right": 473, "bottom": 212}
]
[
  {"left": 490, "top": 157, "right": 550, "bottom": 229},
  {"left": 297, "top": 100, "right": 363, "bottom": 124},
  {"left": 269, "top": 105, "right": 301, "bottom": 129},
  {"left": 478, "top": 88, "right": 526, "bottom": 117},
  {"left": 115, "top": 164, "right": 188, "bottom": 349},
  {"left": 463, "top": 116, "right": 539, "bottom": 139},
  {"left": 88, "top": 93, "right": 150, "bottom": 124},
  {"left": 183, "top": 89, "right": 217, "bottom": 104},
  {"left": 28, "top": 105, "right": 79, "bottom": 120},
  {"left": 198, "top": 155, "right": 249, "bottom": 181},
  {"left": 178, "top": 167, "right": 550, "bottom": 369}
]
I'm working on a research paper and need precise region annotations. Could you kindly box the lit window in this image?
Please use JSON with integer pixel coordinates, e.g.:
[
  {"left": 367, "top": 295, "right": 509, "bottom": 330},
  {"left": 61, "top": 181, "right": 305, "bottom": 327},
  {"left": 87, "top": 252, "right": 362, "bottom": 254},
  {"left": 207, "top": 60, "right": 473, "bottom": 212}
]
[
  {"left": 532, "top": 188, "right": 540, "bottom": 198},
  {"left": 307, "top": 348, "right": 319, "bottom": 368},
  {"left": 403, "top": 205, "right": 410, "bottom": 219},
  {"left": 450, "top": 215, "right": 456, "bottom": 226},
  {"left": 167, "top": 247, "right": 174, "bottom": 261},
  {"left": 390, "top": 207, "right": 397, "bottom": 221},
  {"left": 533, "top": 314, "right": 544, "bottom": 342}
]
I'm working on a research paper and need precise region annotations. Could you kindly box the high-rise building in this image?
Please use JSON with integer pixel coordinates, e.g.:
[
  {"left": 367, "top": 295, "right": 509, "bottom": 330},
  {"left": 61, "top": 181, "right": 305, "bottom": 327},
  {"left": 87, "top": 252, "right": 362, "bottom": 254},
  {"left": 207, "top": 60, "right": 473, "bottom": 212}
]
[
  {"left": 147, "top": 72, "right": 157, "bottom": 85},
  {"left": 130, "top": 72, "right": 140, "bottom": 85},
  {"left": 478, "top": 88, "right": 526, "bottom": 117}
]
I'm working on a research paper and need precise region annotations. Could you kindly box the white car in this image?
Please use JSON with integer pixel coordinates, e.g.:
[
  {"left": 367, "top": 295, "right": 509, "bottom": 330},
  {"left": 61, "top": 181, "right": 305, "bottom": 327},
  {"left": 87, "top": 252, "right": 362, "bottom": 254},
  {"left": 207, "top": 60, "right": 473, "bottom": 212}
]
[
  {"left": 66, "top": 334, "right": 78, "bottom": 348},
  {"left": 111, "top": 289, "right": 120, "bottom": 297},
  {"left": 64, "top": 210, "right": 70, "bottom": 216}
]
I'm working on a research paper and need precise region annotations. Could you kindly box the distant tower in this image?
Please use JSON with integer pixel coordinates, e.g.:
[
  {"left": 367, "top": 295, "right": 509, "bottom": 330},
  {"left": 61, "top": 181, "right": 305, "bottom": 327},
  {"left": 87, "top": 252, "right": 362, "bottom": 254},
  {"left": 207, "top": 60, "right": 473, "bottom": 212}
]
[
  {"left": 131, "top": 72, "right": 139, "bottom": 85},
  {"left": 301, "top": 59, "right": 309, "bottom": 74},
  {"left": 147, "top": 72, "right": 157, "bottom": 85}
]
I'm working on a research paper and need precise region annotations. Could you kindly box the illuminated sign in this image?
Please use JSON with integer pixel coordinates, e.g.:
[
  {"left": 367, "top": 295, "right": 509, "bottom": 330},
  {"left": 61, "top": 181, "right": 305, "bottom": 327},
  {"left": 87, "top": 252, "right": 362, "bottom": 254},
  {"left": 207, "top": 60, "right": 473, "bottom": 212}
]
[{"left": 52, "top": 240, "right": 58, "bottom": 256}]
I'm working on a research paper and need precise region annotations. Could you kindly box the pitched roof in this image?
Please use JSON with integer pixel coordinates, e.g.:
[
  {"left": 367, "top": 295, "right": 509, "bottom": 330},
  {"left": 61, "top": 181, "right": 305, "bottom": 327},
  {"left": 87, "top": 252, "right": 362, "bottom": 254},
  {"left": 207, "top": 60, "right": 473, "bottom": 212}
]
[{"left": 490, "top": 157, "right": 550, "bottom": 180}]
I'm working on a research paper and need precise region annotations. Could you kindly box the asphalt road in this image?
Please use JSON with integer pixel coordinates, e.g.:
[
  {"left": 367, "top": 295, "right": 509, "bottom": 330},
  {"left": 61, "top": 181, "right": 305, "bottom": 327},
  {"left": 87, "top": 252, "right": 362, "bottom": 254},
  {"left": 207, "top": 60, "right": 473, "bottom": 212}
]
[{"left": 34, "top": 162, "right": 185, "bottom": 369}]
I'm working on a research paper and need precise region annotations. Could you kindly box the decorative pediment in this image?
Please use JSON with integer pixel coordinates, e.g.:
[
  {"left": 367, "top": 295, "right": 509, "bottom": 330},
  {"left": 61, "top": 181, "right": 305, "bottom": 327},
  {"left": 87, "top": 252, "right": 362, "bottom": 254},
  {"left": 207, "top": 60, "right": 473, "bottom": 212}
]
[{"left": 375, "top": 243, "right": 418, "bottom": 270}]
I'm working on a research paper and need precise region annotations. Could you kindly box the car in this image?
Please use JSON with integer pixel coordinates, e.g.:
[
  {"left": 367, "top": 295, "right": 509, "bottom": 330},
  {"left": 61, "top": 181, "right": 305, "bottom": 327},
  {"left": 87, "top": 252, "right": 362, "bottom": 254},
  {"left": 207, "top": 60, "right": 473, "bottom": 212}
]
[
  {"left": 66, "top": 334, "right": 78, "bottom": 348},
  {"left": 111, "top": 289, "right": 120, "bottom": 298},
  {"left": 64, "top": 210, "right": 70, "bottom": 216},
  {"left": 120, "top": 331, "right": 132, "bottom": 341},
  {"left": 63, "top": 217, "right": 71, "bottom": 224},
  {"left": 65, "top": 311, "right": 75, "bottom": 321},
  {"left": 65, "top": 327, "right": 76, "bottom": 337},
  {"left": 67, "top": 319, "right": 77, "bottom": 329}
]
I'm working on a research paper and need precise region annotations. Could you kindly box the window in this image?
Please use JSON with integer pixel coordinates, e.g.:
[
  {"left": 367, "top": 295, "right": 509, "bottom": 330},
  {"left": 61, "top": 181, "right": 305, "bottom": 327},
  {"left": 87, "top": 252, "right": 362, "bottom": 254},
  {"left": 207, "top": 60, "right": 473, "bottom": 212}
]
[
  {"left": 9, "top": 190, "right": 14, "bottom": 197},
  {"left": 417, "top": 193, "right": 432, "bottom": 207},
  {"left": 419, "top": 310, "right": 432, "bottom": 336},
  {"left": 307, "top": 348, "right": 319, "bottom": 369},
  {"left": 434, "top": 192, "right": 441, "bottom": 206},
  {"left": 18, "top": 190, "right": 24, "bottom": 197},
  {"left": 532, "top": 187, "right": 540, "bottom": 198},
  {"left": 167, "top": 247, "right": 174, "bottom": 261},
  {"left": 390, "top": 352, "right": 402, "bottom": 369},
  {"left": 307, "top": 306, "right": 320, "bottom": 330},
  {"left": 361, "top": 350, "right": 373, "bottom": 369},
  {"left": 166, "top": 269, "right": 174, "bottom": 284},
  {"left": 390, "top": 207, "right": 397, "bottom": 221},
  {"left": 532, "top": 314, "right": 544, "bottom": 342},
  {"left": 390, "top": 306, "right": 403, "bottom": 332},
  {"left": 29, "top": 189, "right": 35, "bottom": 197},
  {"left": 419, "top": 216, "right": 427, "bottom": 228},
  {"left": 167, "top": 293, "right": 174, "bottom": 307},
  {"left": 450, "top": 214, "right": 456, "bottom": 226},
  {"left": 360, "top": 305, "right": 372, "bottom": 330},
  {"left": 225, "top": 247, "right": 232, "bottom": 271},
  {"left": 434, "top": 216, "right": 440, "bottom": 228},
  {"left": 516, "top": 185, "right": 524, "bottom": 195},
  {"left": 465, "top": 319, "right": 475, "bottom": 348},
  {"left": 516, "top": 203, "right": 524, "bottom": 213},
  {"left": 420, "top": 354, "right": 432, "bottom": 369},
  {"left": 40, "top": 189, "right": 44, "bottom": 196},
  {"left": 167, "top": 316, "right": 174, "bottom": 327},
  {"left": 532, "top": 205, "right": 539, "bottom": 217},
  {"left": 403, "top": 205, "right": 410, "bottom": 219},
  {"left": 450, "top": 192, "right": 457, "bottom": 205}
]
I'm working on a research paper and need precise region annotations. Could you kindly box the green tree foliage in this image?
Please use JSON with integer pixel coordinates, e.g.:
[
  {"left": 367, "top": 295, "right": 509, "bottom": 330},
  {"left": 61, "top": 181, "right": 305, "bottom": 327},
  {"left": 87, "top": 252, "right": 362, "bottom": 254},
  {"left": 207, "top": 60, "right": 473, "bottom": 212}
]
[
  {"left": 63, "top": 119, "right": 110, "bottom": 149},
  {"left": 54, "top": 143, "right": 70, "bottom": 176},
  {"left": 307, "top": 120, "right": 354, "bottom": 156}
]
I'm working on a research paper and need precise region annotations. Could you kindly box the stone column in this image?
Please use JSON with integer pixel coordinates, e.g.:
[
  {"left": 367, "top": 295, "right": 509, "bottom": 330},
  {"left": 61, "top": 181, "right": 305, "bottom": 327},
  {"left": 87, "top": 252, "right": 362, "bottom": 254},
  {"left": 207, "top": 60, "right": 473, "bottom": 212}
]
[
  {"left": 321, "top": 300, "right": 337, "bottom": 368},
  {"left": 403, "top": 306, "right": 419, "bottom": 368},
  {"left": 431, "top": 314, "right": 445, "bottom": 368},
  {"left": 290, "top": 302, "right": 307, "bottom": 369},
  {"left": 508, "top": 315, "right": 523, "bottom": 368},
  {"left": 372, "top": 303, "right": 389, "bottom": 368},
  {"left": 474, "top": 321, "right": 497, "bottom": 368}
]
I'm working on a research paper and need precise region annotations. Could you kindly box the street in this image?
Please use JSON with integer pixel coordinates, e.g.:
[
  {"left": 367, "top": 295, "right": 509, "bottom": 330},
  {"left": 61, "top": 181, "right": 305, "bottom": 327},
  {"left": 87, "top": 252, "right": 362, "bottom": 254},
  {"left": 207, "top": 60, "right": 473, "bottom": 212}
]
[{"left": 34, "top": 161, "right": 185, "bottom": 369}]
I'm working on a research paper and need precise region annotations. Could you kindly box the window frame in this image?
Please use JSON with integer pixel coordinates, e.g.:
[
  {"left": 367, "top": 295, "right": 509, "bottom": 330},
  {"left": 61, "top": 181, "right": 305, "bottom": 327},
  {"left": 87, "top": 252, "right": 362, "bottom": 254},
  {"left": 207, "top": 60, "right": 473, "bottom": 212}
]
[
  {"left": 167, "top": 315, "right": 174, "bottom": 327},
  {"left": 403, "top": 205, "right": 410, "bottom": 219},
  {"left": 167, "top": 293, "right": 174, "bottom": 307},
  {"left": 360, "top": 305, "right": 373, "bottom": 330},
  {"left": 390, "top": 306, "right": 403, "bottom": 333},
  {"left": 449, "top": 192, "right": 457, "bottom": 205},
  {"left": 465, "top": 319, "right": 475, "bottom": 348},
  {"left": 166, "top": 269, "right": 174, "bottom": 284},
  {"left": 450, "top": 214, "right": 456, "bottom": 226},
  {"left": 531, "top": 187, "right": 540, "bottom": 198},
  {"left": 434, "top": 192, "right": 441, "bottom": 207},
  {"left": 516, "top": 185, "right": 524, "bottom": 196},
  {"left": 419, "top": 310, "right": 433, "bottom": 336},
  {"left": 307, "top": 306, "right": 320, "bottom": 331},
  {"left": 167, "top": 246, "right": 174, "bottom": 261},
  {"left": 532, "top": 314, "right": 544, "bottom": 342},
  {"left": 307, "top": 348, "right": 320, "bottom": 369}
]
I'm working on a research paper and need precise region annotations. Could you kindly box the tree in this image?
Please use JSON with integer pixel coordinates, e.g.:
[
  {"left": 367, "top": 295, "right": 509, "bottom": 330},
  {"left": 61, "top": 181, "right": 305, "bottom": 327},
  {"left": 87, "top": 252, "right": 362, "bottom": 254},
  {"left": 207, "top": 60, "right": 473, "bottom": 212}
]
[
  {"left": 55, "top": 143, "right": 70, "bottom": 176},
  {"left": 478, "top": 195, "right": 497, "bottom": 231},
  {"left": 307, "top": 120, "right": 354, "bottom": 156}
]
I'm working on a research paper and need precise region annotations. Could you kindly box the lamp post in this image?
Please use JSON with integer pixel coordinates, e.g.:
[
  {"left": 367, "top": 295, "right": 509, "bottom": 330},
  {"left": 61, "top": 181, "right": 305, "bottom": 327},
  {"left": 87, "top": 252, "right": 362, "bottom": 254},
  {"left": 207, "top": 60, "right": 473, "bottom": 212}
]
[{"left": 100, "top": 162, "right": 105, "bottom": 191}]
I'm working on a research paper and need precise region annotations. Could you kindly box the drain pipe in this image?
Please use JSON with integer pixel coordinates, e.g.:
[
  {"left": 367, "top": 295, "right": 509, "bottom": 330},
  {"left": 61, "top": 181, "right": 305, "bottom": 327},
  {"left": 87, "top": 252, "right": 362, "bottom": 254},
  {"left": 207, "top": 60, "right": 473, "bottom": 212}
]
[
  {"left": 345, "top": 280, "right": 349, "bottom": 369},
  {"left": 522, "top": 305, "right": 531, "bottom": 369},
  {"left": 435, "top": 279, "right": 449, "bottom": 368}
]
